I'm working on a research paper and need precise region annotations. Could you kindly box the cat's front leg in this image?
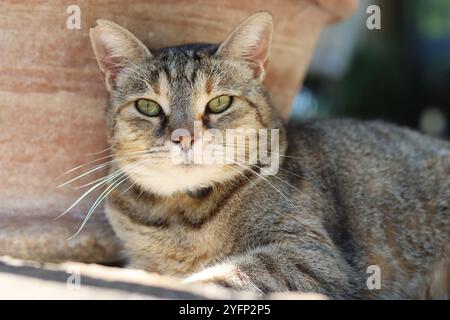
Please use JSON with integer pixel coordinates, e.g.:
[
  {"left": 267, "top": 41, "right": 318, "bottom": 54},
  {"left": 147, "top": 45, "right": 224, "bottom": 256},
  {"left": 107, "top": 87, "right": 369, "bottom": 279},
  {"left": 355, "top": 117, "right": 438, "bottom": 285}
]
[{"left": 185, "top": 244, "right": 355, "bottom": 299}]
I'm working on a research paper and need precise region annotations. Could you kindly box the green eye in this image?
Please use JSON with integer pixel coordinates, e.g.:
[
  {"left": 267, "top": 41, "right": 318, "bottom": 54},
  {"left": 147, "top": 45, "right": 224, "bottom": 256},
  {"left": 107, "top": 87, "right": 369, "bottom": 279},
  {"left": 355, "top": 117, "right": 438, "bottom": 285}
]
[
  {"left": 135, "top": 99, "right": 161, "bottom": 117},
  {"left": 207, "top": 95, "right": 232, "bottom": 114}
]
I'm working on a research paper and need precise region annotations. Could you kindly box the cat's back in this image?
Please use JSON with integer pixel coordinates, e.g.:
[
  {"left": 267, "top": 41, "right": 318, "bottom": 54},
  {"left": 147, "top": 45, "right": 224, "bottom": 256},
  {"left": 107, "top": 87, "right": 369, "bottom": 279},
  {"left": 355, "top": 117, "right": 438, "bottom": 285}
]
[
  {"left": 285, "top": 118, "right": 449, "bottom": 298},
  {"left": 288, "top": 118, "right": 449, "bottom": 163},
  {"left": 287, "top": 118, "right": 449, "bottom": 189}
]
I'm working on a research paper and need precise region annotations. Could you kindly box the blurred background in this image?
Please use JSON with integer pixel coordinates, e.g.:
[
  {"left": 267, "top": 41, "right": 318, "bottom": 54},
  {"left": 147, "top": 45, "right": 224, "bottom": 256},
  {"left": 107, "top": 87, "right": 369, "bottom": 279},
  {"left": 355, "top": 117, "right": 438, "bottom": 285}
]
[{"left": 292, "top": 0, "right": 450, "bottom": 140}]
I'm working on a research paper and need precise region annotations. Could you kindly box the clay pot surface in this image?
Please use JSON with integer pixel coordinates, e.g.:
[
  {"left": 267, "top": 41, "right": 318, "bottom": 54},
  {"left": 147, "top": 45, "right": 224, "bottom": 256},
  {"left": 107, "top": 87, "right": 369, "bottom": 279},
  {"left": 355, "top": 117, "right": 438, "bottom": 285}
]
[{"left": 0, "top": 0, "right": 356, "bottom": 262}]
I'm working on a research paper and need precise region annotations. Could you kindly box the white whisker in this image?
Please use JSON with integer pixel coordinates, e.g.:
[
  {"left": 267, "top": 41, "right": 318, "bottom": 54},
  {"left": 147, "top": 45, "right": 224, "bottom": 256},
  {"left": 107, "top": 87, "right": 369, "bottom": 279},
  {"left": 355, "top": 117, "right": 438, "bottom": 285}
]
[
  {"left": 58, "top": 151, "right": 149, "bottom": 188},
  {"left": 66, "top": 157, "right": 152, "bottom": 239},
  {"left": 55, "top": 169, "right": 124, "bottom": 220},
  {"left": 67, "top": 174, "right": 129, "bottom": 240}
]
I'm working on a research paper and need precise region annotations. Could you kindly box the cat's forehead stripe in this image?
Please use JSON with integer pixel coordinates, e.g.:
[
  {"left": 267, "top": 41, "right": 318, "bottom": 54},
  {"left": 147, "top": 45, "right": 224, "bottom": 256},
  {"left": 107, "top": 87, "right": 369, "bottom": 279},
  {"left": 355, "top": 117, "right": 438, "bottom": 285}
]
[
  {"left": 155, "top": 56, "right": 211, "bottom": 118},
  {"left": 157, "top": 71, "right": 171, "bottom": 115}
]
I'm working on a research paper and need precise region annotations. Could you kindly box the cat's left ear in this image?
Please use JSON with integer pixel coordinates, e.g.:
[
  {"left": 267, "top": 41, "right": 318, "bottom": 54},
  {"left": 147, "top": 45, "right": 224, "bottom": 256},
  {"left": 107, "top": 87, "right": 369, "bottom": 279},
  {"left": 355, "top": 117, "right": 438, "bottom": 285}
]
[
  {"left": 89, "top": 20, "right": 152, "bottom": 92},
  {"left": 216, "top": 11, "right": 273, "bottom": 81}
]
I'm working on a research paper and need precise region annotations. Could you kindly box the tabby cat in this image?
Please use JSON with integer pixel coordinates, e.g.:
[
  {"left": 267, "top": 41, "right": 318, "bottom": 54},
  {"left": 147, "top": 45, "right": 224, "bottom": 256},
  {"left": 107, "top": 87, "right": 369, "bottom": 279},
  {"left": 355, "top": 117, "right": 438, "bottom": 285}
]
[{"left": 89, "top": 12, "right": 449, "bottom": 299}]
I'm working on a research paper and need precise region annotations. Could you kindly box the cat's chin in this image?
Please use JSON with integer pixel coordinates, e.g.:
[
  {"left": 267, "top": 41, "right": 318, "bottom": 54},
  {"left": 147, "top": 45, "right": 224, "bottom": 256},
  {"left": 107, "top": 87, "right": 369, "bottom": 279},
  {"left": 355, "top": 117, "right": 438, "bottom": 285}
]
[{"left": 123, "top": 163, "right": 240, "bottom": 197}]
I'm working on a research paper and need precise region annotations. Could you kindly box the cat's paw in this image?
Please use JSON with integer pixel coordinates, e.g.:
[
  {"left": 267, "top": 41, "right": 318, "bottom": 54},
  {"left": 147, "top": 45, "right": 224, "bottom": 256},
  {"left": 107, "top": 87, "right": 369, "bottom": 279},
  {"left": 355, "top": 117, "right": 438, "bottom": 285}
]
[{"left": 184, "top": 263, "right": 266, "bottom": 295}]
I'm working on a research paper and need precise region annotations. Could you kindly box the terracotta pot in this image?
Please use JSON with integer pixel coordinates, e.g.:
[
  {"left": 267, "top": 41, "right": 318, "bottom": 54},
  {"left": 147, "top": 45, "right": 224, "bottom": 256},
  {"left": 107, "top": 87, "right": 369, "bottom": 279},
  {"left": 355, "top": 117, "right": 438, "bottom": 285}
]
[{"left": 0, "top": 0, "right": 357, "bottom": 263}]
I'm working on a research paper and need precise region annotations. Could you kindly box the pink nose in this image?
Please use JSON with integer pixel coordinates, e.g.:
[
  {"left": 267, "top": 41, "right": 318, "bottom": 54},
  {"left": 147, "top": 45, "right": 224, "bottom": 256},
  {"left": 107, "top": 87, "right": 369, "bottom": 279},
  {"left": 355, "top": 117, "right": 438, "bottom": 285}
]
[{"left": 172, "top": 133, "right": 194, "bottom": 152}]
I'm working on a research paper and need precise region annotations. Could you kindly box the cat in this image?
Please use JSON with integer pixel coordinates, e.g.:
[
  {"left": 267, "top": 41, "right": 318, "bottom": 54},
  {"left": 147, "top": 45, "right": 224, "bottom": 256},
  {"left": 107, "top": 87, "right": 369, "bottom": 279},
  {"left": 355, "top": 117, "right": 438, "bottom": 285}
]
[{"left": 89, "top": 11, "right": 449, "bottom": 299}]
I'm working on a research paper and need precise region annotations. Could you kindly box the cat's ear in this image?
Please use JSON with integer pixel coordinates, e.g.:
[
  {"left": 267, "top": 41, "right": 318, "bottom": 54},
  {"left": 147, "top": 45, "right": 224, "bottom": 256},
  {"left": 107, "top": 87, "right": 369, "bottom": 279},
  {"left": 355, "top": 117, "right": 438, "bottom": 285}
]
[
  {"left": 216, "top": 11, "right": 273, "bottom": 81},
  {"left": 89, "top": 20, "right": 152, "bottom": 92}
]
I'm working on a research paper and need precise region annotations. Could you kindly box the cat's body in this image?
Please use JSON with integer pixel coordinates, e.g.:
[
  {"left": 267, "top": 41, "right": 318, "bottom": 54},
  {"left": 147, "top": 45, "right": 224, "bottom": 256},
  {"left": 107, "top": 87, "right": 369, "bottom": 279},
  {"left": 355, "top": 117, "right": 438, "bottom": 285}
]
[
  {"left": 89, "top": 12, "right": 450, "bottom": 299},
  {"left": 106, "top": 119, "right": 449, "bottom": 299}
]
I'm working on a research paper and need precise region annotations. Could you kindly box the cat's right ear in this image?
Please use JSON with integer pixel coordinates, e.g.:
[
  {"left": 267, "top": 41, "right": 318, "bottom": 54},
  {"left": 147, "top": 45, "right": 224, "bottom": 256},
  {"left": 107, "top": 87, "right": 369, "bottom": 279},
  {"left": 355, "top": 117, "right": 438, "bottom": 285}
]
[
  {"left": 89, "top": 20, "right": 152, "bottom": 92},
  {"left": 216, "top": 11, "right": 273, "bottom": 82}
]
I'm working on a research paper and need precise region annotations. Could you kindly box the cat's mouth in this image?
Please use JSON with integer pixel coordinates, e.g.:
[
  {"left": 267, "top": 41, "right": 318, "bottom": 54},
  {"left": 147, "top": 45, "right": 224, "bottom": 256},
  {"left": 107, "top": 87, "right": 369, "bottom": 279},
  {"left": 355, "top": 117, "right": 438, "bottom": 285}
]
[
  {"left": 177, "top": 163, "right": 204, "bottom": 169},
  {"left": 120, "top": 159, "right": 238, "bottom": 196}
]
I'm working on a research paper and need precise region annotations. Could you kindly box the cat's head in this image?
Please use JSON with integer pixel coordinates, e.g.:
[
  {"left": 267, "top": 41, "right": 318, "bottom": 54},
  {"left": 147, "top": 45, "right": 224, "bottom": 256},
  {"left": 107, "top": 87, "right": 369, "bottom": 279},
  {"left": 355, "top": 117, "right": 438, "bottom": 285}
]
[{"left": 90, "top": 11, "right": 284, "bottom": 196}]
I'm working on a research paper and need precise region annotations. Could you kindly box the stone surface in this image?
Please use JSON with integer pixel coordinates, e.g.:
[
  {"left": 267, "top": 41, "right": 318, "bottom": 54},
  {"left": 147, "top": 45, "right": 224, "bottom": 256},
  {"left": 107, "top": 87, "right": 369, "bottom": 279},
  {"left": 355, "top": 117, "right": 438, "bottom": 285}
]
[
  {"left": 0, "top": 0, "right": 357, "bottom": 263},
  {"left": 0, "top": 256, "right": 327, "bottom": 300}
]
